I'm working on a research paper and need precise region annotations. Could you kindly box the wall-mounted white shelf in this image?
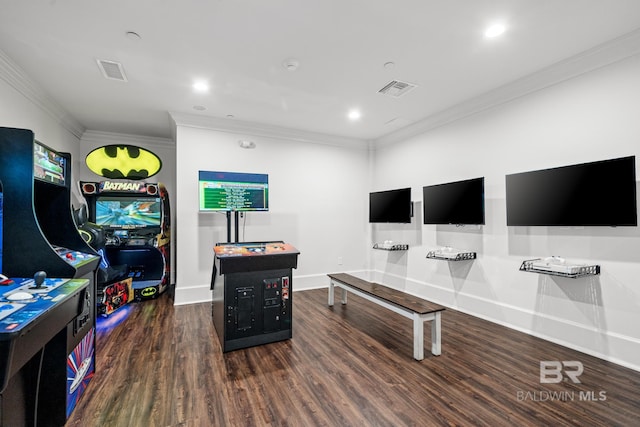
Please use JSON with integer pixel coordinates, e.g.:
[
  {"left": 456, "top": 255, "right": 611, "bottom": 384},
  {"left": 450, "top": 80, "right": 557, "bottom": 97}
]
[
  {"left": 426, "top": 249, "right": 476, "bottom": 261},
  {"left": 373, "top": 243, "right": 409, "bottom": 251},
  {"left": 519, "top": 258, "right": 600, "bottom": 278}
]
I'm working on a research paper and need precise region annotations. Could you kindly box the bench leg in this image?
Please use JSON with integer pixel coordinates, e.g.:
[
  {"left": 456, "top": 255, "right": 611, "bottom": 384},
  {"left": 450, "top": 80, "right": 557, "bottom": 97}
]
[
  {"left": 328, "top": 280, "right": 335, "bottom": 306},
  {"left": 328, "top": 281, "right": 348, "bottom": 306},
  {"left": 413, "top": 313, "right": 424, "bottom": 361},
  {"left": 431, "top": 312, "right": 442, "bottom": 356},
  {"left": 413, "top": 312, "right": 442, "bottom": 360}
]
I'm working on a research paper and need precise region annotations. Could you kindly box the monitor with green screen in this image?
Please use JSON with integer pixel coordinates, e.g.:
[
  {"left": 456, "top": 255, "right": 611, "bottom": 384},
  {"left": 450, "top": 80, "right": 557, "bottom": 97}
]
[{"left": 198, "top": 170, "right": 269, "bottom": 211}]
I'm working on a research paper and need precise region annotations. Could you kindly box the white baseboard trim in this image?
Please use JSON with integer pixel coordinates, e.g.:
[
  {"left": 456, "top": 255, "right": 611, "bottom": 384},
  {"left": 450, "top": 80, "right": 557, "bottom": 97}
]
[
  {"left": 172, "top": 271, "right": 353, "bottom": 306},
  {"left": 367, "top": 269, "right": 640, "bottom": 372},
  {"left": 171, "top": 269, "right": 640, "bottom": 372},
  {"left": 173, "top": 285, "right": 212, "bottom": 306}
]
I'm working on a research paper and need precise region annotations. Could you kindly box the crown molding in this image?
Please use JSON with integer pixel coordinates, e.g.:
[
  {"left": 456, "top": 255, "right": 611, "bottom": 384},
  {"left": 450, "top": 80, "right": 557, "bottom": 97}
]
[
  {"left": 81, "top": 130, "right": 174, "bottom": 148},
  {"left": 375, "top": 27, "right": 640, "bottom": 147},
  {"left": 169, "top": 111, "right": 368, "bottom": 150},
  {"left": 0, "top": 49, "right": 85, "bottom": 139}
]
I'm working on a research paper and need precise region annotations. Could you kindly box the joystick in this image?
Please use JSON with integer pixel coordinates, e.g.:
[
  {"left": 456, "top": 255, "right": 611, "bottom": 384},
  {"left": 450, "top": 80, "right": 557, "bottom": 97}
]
[{"left": 34, "top": 271, "right": 47, "bottom": 289}]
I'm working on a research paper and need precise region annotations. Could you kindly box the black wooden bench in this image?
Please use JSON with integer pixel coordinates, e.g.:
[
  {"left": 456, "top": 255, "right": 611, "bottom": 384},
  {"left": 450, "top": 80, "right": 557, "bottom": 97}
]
[{"left": 327, "top": 273, "right": 445, "bottom": 360}]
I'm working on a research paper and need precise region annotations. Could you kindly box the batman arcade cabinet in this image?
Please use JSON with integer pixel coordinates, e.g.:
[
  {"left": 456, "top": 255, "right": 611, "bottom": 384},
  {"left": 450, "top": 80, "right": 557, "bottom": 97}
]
[{"left": 80, "top": 180, "right": 171, "bottom": 303}]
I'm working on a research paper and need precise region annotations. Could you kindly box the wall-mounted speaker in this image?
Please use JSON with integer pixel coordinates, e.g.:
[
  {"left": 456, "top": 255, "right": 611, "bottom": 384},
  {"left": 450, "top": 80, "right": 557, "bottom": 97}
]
[{"left": 82, "top": 182, "right": 97, "bottom": 194}]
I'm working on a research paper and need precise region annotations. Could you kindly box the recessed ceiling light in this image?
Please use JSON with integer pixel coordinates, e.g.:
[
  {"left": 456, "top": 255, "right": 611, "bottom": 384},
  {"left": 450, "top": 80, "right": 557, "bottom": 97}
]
[
  {"left": 348, "top": 109, "right": 361, "bottom": 121},
  {"left": 238, "top": 140, "right": 256, "bottom": 149},
  {"left": 484, "top": 23, "right": 506, "bottom": 38},
  {"left": 383, "top": 61, "right": 395, "bottom": 69},
  {"left": 192, "top": 80, "right": 209, "bottom": 93}
]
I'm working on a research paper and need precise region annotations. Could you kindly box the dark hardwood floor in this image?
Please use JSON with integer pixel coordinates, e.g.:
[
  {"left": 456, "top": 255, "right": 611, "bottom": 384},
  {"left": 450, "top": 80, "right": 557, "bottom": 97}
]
[{"left": 66, "top": 289, "right": 640, "bottom": 426}]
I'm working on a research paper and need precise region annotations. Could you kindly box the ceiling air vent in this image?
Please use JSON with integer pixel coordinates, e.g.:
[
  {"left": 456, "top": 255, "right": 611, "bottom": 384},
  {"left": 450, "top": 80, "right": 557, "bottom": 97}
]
[
  {"left": 96, "top": 59, "right": 128, "bottom": 82},
  {"left": 378, "top": 80, "right": 417, "bottom": 97}
]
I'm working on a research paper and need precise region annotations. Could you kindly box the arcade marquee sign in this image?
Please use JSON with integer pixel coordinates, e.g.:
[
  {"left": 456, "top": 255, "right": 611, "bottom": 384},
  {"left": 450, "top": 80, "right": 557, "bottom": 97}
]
[
  {"left": 81, "top": 180, "right": 159, "bottom": 195},
  {"left": 85, "top": 144, "right": 162, "bottom": 180},
  {"left": 101, "top": 181, "right": 148, "bottom": 192}
]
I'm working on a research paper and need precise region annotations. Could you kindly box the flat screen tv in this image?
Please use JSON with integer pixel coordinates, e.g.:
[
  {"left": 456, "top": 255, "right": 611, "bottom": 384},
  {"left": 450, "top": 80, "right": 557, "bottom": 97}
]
[
  {"left": 423, "top": 177, "right": 485, "bottom": 225},
  {"left": 505, "top": 156, "right": 637, "bottom": 226},
  {"left": 369, "top": 188, "right": 412, "bottom": 223},
  {"left": 95, "top": 196, "right": 162, "bottom": 228},
  {"left": 33, "top": 142, "right": 66, "bottom": 186},
  {"left": 199, "top": 170, "right": 269, "bottom": 211}
]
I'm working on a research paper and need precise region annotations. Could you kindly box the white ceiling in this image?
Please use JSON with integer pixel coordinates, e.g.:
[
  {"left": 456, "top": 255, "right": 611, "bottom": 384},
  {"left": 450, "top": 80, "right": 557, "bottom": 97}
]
[{"left": 1, "top": 0, "right": 640, "bottom": 143}]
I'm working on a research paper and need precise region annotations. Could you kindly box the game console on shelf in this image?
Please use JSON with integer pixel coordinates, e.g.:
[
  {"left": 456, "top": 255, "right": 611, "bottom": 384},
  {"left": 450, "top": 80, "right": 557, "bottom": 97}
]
[
  {"left": 433, "top": 246, "right": 462, "bottom": 259},
  {"left": 373, "top": 240, "right": 409, "bottom": 251},
  {"left": 530, "top": 256, "right": 585, "bottom": 274}
]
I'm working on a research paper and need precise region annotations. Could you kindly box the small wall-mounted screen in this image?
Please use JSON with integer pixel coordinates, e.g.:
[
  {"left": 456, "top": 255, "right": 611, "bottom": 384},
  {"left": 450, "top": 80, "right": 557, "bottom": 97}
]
[
  {"left": 423, "top": 177, "right": 485, "bottom": 225},
  {"left": 199, "top": 170, "right": 269, "bottom": 211},
  {"left": 96, "top": 196, "right": 162, "bottom": 228},
  {"left": 34, "top": 142, "right": 66, "bottom": 186},
  {"left": 369, "top": 187, "right": 412, "bottom": 223}
]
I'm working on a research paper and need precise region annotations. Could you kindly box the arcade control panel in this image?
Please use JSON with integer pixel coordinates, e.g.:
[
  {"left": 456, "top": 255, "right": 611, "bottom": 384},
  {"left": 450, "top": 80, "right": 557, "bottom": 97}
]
[
  {"left": 0, "top": 275, "right": 92, "bottom": 390},
  {"left": 214, "top": 242, "right": 298, "bottom": 257},
  {"left": 213, "top": 242, "right": 300, "bottom": 275},
  {"left": 53, "top": 245, "right": 99, "bottom": 268},
  {"left": 0, "top": 275, "right": 90, "bottom": 329}
]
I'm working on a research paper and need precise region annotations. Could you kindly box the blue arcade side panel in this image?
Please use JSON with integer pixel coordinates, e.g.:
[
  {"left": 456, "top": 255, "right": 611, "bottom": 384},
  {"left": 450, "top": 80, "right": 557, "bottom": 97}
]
[{"left": 0, "top": 277, "right": 93, "bottom": 426}]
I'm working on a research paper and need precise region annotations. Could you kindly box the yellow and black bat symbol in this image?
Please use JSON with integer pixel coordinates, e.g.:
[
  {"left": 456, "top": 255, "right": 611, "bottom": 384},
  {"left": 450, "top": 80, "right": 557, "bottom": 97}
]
[{"left": 85, "top": 145, "right": 162, "bottom": 180}]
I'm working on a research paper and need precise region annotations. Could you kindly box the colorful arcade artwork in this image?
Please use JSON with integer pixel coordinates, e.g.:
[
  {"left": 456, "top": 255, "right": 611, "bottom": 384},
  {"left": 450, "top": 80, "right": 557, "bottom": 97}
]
[
  {"left": 66, "top": 327, "right": 95, "bottom": 417},
  {"left": 98, "top": 277, "right": 134, "bottom": 316}
]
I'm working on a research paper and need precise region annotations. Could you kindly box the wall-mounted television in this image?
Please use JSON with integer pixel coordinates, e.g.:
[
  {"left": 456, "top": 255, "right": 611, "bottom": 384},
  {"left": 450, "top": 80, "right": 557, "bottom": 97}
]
[
  {"left": 33, "top": 142, "right": 66, "bottom": 186},
  {"left": 423, "top": 177, "right": 485, "bottom": 225},
  {"left": 199, "top": 170, "right": 269, "bottom": 211},
  {"left": 369, "top": 187, "right": 412, "bottom": 223},
  {"left": 506, "top": 156, "right": 637, "bottom": 226},
  {"left": 95, "top": 196, "right": 162, "bottom": 228}
]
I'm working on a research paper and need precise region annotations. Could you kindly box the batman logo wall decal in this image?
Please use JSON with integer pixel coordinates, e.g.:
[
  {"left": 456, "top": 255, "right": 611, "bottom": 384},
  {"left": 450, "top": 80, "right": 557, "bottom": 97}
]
[{"left": 85, "top": 145, "right": 162, "bottom": 180}]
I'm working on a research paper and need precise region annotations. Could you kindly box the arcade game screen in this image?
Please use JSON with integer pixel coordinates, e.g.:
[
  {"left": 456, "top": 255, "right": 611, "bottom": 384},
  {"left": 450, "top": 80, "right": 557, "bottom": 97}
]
[
  {"left": 33, "top": 142, "right": 66, "bottom": 186},
  {"left": 95, "top": 196, "right": 161, "bottom": 228}
]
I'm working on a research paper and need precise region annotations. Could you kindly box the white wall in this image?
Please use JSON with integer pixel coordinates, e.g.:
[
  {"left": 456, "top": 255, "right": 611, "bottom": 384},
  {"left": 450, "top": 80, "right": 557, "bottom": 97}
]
[
  {"left": 370, "top": 53, "right": 640, "bottom": 371},
  {"left": 0, "top": 82, "right": 79, "bottom": 152},
  {"left": 1, "top": 53, "right": 83, "bottom": 200},
  {"left": 173, "top": 122, "right": 370, "bottom": 304}
]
